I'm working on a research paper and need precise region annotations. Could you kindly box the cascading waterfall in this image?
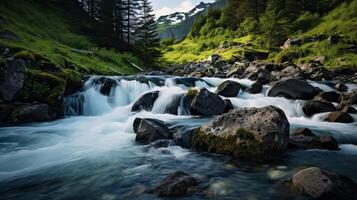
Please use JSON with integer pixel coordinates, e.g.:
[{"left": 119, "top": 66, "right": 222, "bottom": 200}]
[{"left": 1, "top": 75, "right": 356, "bottom": 200}]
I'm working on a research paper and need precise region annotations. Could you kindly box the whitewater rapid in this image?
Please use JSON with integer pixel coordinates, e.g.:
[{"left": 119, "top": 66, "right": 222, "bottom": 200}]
[{"left": 0, "top": 75, "right": 356, "bottom": 200}]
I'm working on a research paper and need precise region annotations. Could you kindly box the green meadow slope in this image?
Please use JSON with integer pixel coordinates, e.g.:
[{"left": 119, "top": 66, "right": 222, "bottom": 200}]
[
  {"left": 0, "top": 0, "right": 143, "bottom": 75},
  {"left": 162, "top": 0, "right": 357, "bottom": 69}
]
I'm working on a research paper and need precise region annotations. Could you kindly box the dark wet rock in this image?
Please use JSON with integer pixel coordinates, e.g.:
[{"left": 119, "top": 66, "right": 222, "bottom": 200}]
[
  {"left": 188, "top": 88, "right": 225, "bottom": 116},
  {"left": 0, "top": 104, "right": 15, "bottom": 122},
  {"left": 173, "top": 77, "right": 208, "bottom": 87},
  {"left": 164, "top": 94, "right": 183, "bottom": 115},
  {"left": 223, "top": 99, "right": 234, "bottom": 113},
  {"left": 209, "top": 54, "right": 221, "bottom": 64},
  {"left": 215, "top": 80, "right": 242, "bottom": 97},
  {"left": 39, "top": 61, "right": 62, "bottom": 73},
  {"left": 271, "top": 66, "right": 304, "bottom": 80},
  {"left": 8, "top": 104, "right": 51, "bottom": 123},
  {"left": 154, "top": 171, "right": 198, "bottom": 197},
  {"left": 291, "top": 128, "right": 315, "bottom": 137},
  {"left": 292, "top": 167, "right": 357, "bottom": 200},
  {"left": 313, "top": 91, "right": 340, "bottom": 103},
  {"left": 131, "top": 91, "right": 159, "bottom": 112},
  {"left": 192, "top": 106, "right": 290, "bottom": 160},
  {"left": 64, "top": 73, "right": 83, "bottom": 96},
  {"left": 245, "top": 82, "right": 263, "bottom": 94},
  {"left": 268, "top": 79, "right": 320, "bottom": 100},
  {"left": 335, "top": 83, "right": 348, "bottom": 92},
  {"left": 288, "top": 135, "right": 339, "bottom": 150},
  {"left": 133, "top": 118, "right": 172, "bottom": 144},
  {"left": 325, "top": 112, "right": 354, "bottom": 123},
  {"left": 150, "top": 140, "right": 175, "bottom": 148},
  {"left": 0, "top": 59, "right": 26, "bottom": 101},
  {"left": 173, "top": 127, "right": 198, "bottom": 149},
  {"left": 302, "top": 100, "right": 336, "bottom": 117},
  {"left": 245, "top": 68, "right": 271, "bottom": 85},
  {"left": 135, "top": 76, "right": 165, "bottom": 86},
  {"left": 339, "top": 91, "right": 357, "bottom": 107},
  {"left": 243, "top": 51, "right": 269, "bottom": 61},
  {"left": 100, "top": 78, "right": 117, "bottom": 96}
]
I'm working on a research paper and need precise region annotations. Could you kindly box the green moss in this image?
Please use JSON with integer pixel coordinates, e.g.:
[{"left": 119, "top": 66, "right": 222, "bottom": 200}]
[
  {"left": 187, "top": 88, "right": 199, "bottom": 98},
  {"left": 16, "top": 70, "right": 65, "bottom": 103},
  {"left": 14, "top": 50, "right": 36, "bottom": 61},
  {"left": 192, "top": 128, "right": 264, "bottom": 159}
]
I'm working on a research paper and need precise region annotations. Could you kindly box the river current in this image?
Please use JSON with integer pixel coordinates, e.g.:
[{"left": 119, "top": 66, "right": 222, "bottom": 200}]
[{"left": 0, "top": 76, "right": 356, "bottom": 200}]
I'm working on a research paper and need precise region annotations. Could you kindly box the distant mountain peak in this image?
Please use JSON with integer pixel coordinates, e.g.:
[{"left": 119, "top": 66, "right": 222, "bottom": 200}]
[
  {"left": 157, "top": 1, "right": 212, "bottom": 26},
  {"left": 157, "top": 0, "right": 227, "bottom": 40}
]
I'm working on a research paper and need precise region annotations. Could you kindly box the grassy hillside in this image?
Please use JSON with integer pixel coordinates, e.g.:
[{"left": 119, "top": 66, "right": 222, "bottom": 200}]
[
  {"left": 161, "top": 0, "right": 357, "bottom": 69},
  {"left": 0, "top": 0, "right": 143, "bottom": 75}
]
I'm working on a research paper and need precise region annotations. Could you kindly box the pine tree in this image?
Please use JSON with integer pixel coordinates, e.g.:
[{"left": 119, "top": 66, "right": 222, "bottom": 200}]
[
  {"left": 122, "top": 0, "right": 140, "bottom": 45},
  {"left": 135, "top": 0, "right": 160, "bottom": 64},
  {"left": 260, "top": 0, "right": 289, "bottom": 49}
]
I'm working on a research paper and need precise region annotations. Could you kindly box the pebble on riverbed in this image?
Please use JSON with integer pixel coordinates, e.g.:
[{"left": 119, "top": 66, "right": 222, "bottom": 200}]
[{"left": 154, "top": 171, "right": 198, "bottom": 197}]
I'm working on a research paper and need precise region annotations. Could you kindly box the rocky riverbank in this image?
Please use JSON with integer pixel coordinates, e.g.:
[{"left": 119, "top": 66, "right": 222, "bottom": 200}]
[{"left": 1, "top": 47, "right": 357, "bottom": 199}]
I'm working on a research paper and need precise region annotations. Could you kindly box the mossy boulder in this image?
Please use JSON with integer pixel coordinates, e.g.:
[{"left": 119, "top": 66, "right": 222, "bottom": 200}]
[
  {"left": 14, "top": 50, "right": 36, "bottom": 61},
  {"left": 8, "top": 104, "right": 52, "bottom": 123},
  {"left": 192, "top": 106, "right": 290, "bottom": 160},
  {"left": 63, "top": 70, "right": 83, "bottom": 96},
  {"left": 16, "top": 70, "right": 66, "bottom": 118}
]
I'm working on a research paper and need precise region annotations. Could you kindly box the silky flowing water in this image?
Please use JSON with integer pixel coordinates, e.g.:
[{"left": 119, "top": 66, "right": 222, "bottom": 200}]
[{"left": 0, "top": 76, "right": 356, "bottom": 200}]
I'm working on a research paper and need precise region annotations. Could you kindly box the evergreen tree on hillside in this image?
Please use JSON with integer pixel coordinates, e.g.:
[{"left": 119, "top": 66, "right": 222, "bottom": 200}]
[
  {"left": 260, "top": 0, "right": 289, "bottom": 49},
  {"left": 135, "top": 0, "right": 160, "bottom": 64},
  {"left": 122, "top": 0, "right": 140, "bottom": 45},
  {"left": 236, "top": 0, "right": 267, "bottom": 22}
]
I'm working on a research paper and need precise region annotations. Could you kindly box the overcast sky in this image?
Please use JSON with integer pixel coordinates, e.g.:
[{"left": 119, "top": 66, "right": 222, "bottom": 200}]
[{"left": 151, "top": 0, "right": 215, "bottom": 17}]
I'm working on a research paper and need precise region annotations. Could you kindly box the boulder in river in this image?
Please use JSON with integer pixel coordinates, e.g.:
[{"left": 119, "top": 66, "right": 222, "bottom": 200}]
[
  {"left": 302, "top": 100, "right": 336, "bottom": 117},
  {"left": 133, "top": 118, "right": 172, "bottom": 144},
  {"left": 215, "top": 80, "right": 242, "bottom": 97},
  {"left": 223, "top": 99, "right": 234, "bottom": 113},
  {"left": 292, "top": 167, "right": 357, "bottom": 200},
  {"left": 8, "top": 104, "right": 51, "bottom": 123},
  {"left": 192, "top": 106, "right": 290, "bottom": 160},
  {"left": 245, "top": 82, "right": 263, "bottom": 94},
  {"left": 288, "top": 135, "right": 339, "bottom": 150},
  {"left": 334, "top": 83, "right": 348, "bottom": 92},
  {"left": 313, "top": 91, "right": 340, "bottom": 103},
  {"left": 268, "top": 78, "right": 320, "bottom": 100},
  {"left": 187, "top": 88, "right": 225, "bottom": 116},
  {"left": 154, "top": 171, "right": 198, "bottom": 197},
  {"left": 325, "top": 111, "right": 354, "bottom": 123},
  {"left": 131, "top": 91, "right": 159, "bottom": 112},
  {"left": 0, "top": 59, "right": 26, "bottom": 101},
  {"left": 99, "top": 78, "right": 116, "bottom": 96},
  {"left": 291, "top": 128, "right": 315, "bottom": 137},
  {"left": 173, "top": 127, "right": 198, "bottom": 149}
]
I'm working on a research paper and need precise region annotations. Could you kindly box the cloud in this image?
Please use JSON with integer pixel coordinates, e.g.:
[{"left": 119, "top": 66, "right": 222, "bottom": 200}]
[{"left": 154, "top": 0, "right": 195, "bottom": 17}]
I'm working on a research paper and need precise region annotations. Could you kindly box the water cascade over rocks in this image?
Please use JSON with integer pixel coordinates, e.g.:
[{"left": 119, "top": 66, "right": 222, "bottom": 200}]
[{"left": 0, "top": 75, "right": 357, "bottom": 199}]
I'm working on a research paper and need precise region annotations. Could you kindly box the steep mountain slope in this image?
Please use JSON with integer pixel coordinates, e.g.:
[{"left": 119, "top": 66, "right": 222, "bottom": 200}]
[
  {"left": 157, "top": 0, "right": 227, "bottom": 40},
  {"left": 0, "top": 0, "right": 143, "bottom": 75},
  {"left": 162, "top": 0, "right": 357, "bottom": 68},
  {"left": 0, "top": 0, "right": 144, "bottom": 124}
]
